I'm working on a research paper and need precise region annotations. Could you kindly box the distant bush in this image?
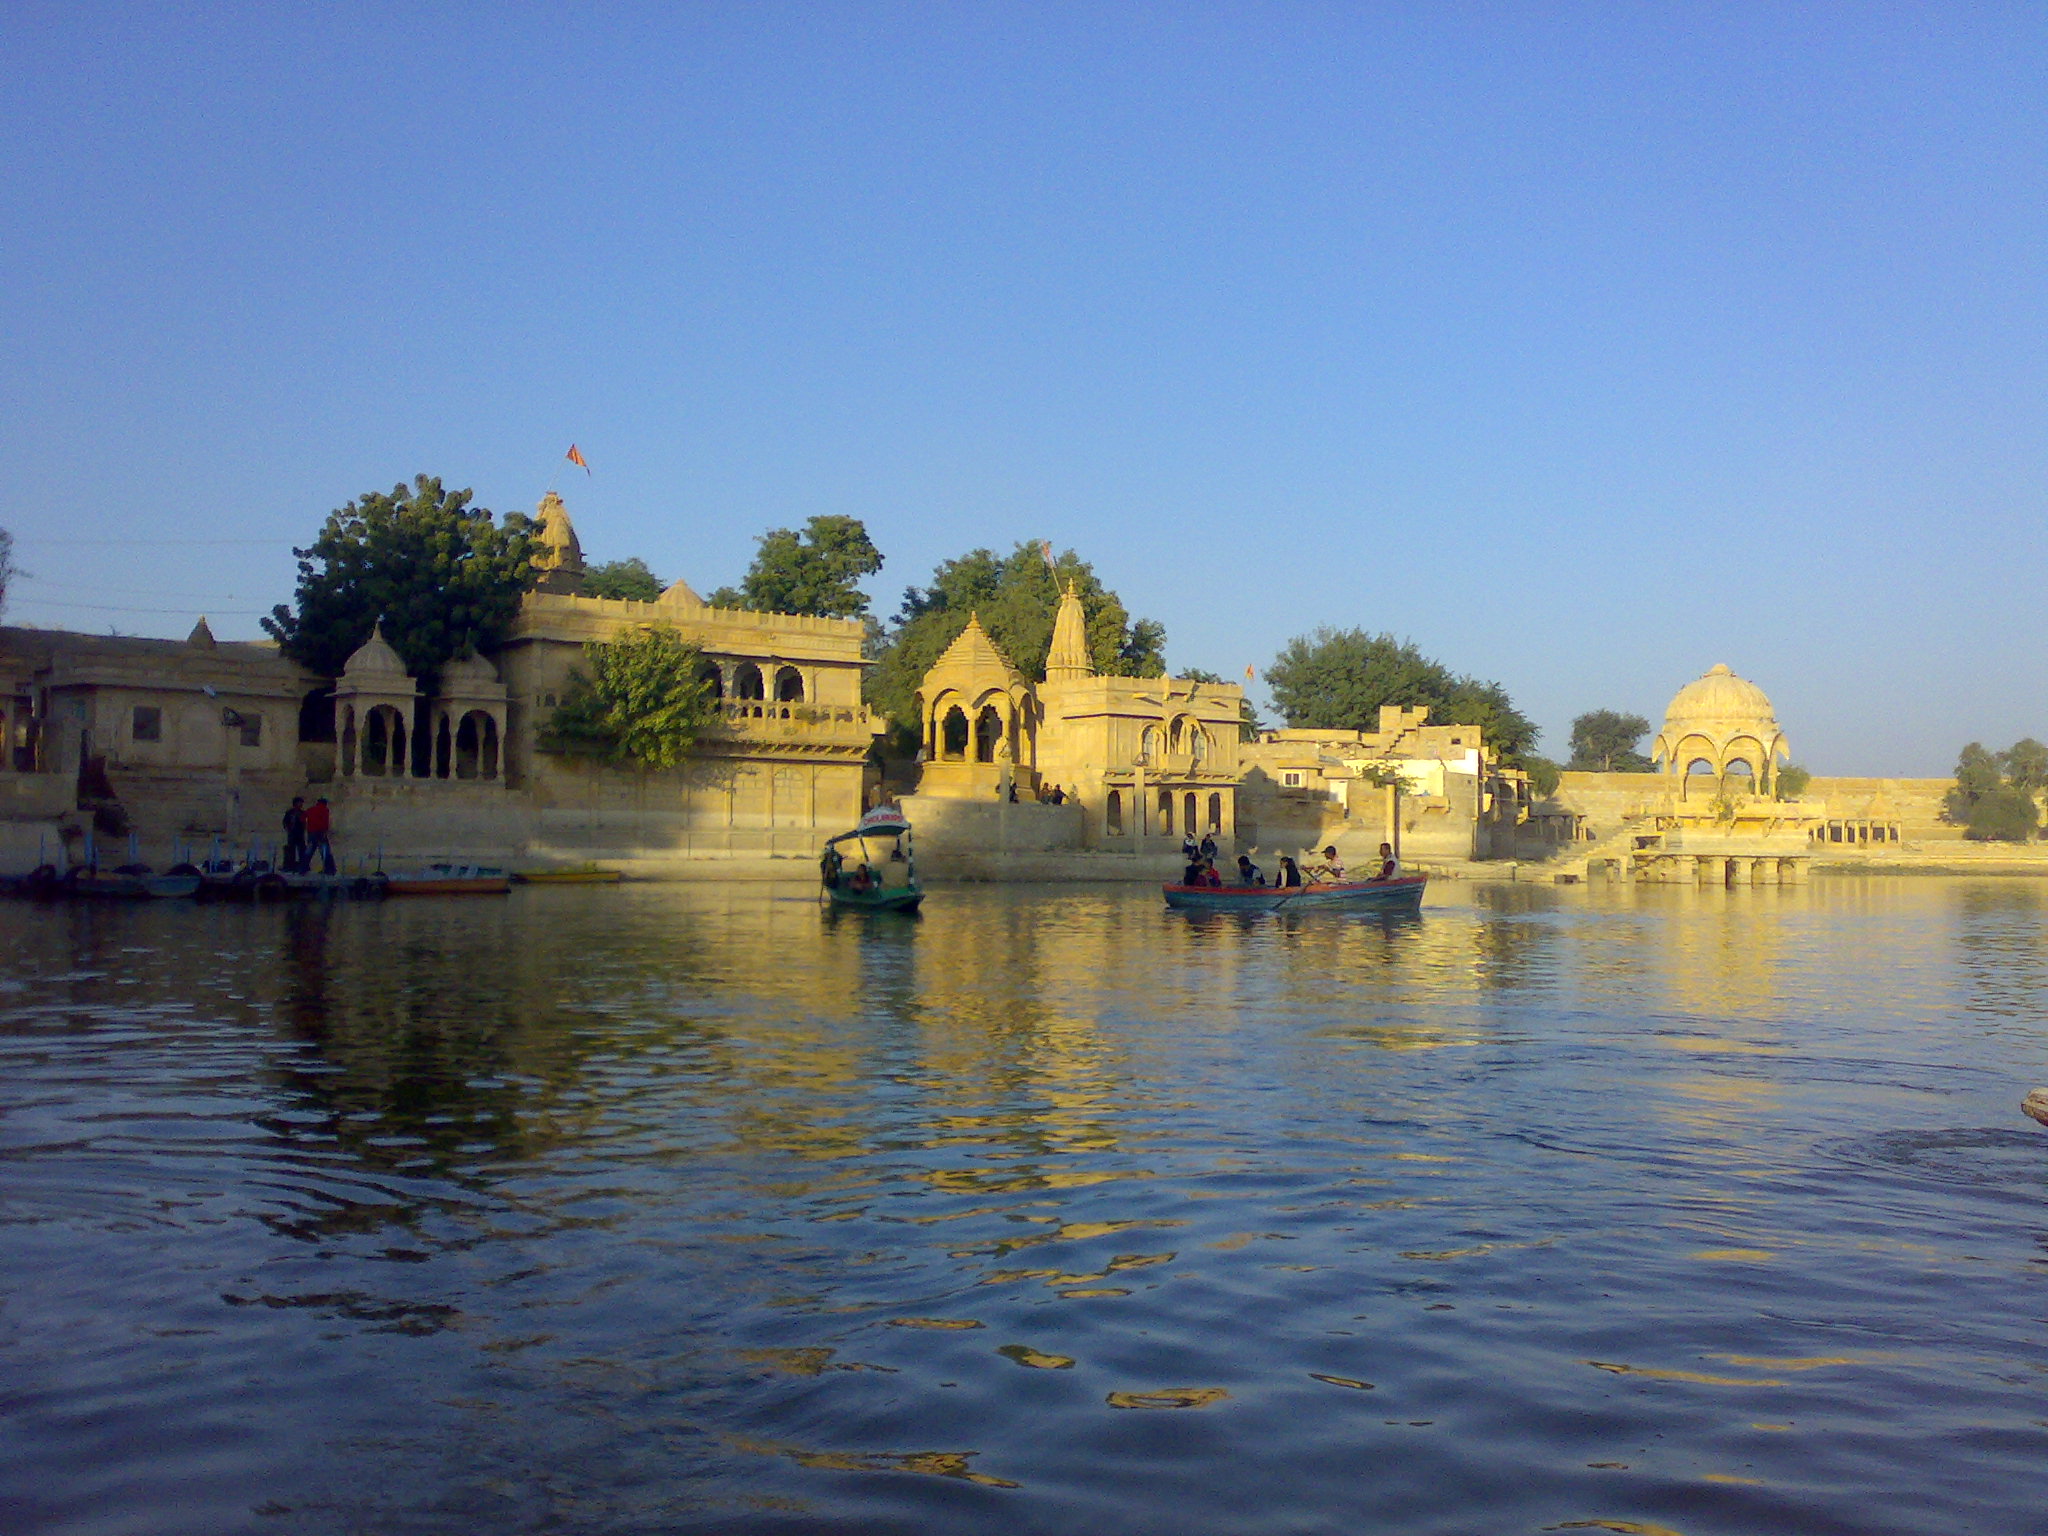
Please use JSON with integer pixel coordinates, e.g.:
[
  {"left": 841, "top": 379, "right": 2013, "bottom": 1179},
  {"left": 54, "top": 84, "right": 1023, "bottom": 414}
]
[
  {"left": 1525, "top": 756, "right": 1562, "bottom": 798},
  {"left": 1963, "top": 786, "right": 2040, "bottom": 843},
  {"left": 1775, "top": 763, "right": 1811, "bottom": 800}
]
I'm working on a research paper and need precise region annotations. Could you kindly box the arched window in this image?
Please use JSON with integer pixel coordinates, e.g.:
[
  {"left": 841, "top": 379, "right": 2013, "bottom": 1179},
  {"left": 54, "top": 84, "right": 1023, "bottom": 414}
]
[
  {"left": 1190, "top": 726, "right": 1208, "bottom": 763},
  {"left": 700, "top": 663, "right": 725, "bottom": 700},
  {"left": 974, "top": 705, "right": 1004, "bottom": 763},
  {"left": 1184, "top": 791, "right": 1198, "bottom": 835},
  {"left": 1140, "top": 724, "right": 1160, "bottom": 761},
  {"left": 734, "top": 664, "right": 765, "bottom": 700},
  {"left": 456, "top": 710, "right": 493, "bottom": 780},
  {"left": 1169, "top": 716, "right": 1186, "bottom": 753},
  {"left": 1208, "top": 792, "right": 1222, "bottom": 832},
  {"left": 941, "top": 706, "right": 969, "bottom": 760},
  {"left": 1106, "top": 790, "right": 1123, "bottom": 835},
  {"left": 774, "top": 666, "right": 804, "bottom": 702},
  {"left": 297, "top": 686, "right": 336, "bottom": 745},
  {"left": 1158, "top": 788, "right": 1174, "bottom": 834}
]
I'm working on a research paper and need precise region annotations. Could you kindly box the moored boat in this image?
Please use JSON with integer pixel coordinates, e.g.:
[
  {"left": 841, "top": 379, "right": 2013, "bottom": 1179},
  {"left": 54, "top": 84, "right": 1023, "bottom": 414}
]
[
  {"left": 821, "top": 806, "right": 923, "bottom": 912},
  {"left": 512, "top": 865, "right": 624, "bottom": 884},
  {"left": 1162, "top": 873, "right": 1428, "bottom": 913},
  {"left": 382, "top": 863, "right": 512, "bottom": 896}
]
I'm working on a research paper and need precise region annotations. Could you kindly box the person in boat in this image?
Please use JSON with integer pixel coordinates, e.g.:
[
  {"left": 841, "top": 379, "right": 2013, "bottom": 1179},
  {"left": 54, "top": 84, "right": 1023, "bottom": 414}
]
[
  {"left": 1236, "top": 853, "right": 1264, "bottom": 886},
  {"left": 1306, "top": 844, "right": 1345, "bottom": 883},
  {"left": 1276, "top": 855, "right": 1302, "bottom": 888},
  {"left": 1367, "top": 842, "right": 1399, "bottom": 882},
  {"left": 848, "top": 862, "right": 875, "bottom": 894},
  {"left": 820, "top": 845, "right": 843, "bottom": 890},
  {"left": 1183, "top": 853, "right": 1208, "bottom": 886},
  {"left": 1200, "top": 859, "right": 1225, "bottom": 888}
]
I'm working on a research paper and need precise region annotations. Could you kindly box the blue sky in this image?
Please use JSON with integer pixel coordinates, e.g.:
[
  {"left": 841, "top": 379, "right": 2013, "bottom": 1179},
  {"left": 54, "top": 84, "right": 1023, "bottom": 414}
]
[{"left": 3, "top": 4, "right": 2042, "bottom": 774}]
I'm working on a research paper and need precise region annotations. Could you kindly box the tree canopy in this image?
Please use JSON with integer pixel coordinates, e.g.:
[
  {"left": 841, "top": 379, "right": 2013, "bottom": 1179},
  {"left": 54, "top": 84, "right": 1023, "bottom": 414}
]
[
  {"left": 866, "top": 542, "right": 1167, "bottom": 746},
  {"left": 263, "top": 475, "right": 536, "bottom": 686},
  {"left": 708, "top": 515, "right": 882, "bottom": 618},
  {"left": 540, "top": 625, "right": 719, "bottom": 770},
  {"left": 1567, "top": 709, "right": 1654, "bottom": 772},
  {"left": 1263, "top": 629, "right": 1538, "bottom": 764},
  {"left": 582, "top": 557, "right": 664, "bottom": 602},
  {"left": 1945, "top": 740, "right": 2043, "bottom": 842}
]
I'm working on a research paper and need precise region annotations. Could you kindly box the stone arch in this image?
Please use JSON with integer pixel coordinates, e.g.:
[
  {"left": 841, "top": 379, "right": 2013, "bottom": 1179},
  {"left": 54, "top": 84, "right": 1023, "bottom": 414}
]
[
  {"left": 1106, "top": 789, "right": 1123, "bottom": 836},
  {"left": 1141, "top": 723, "right": 1161, "bottom": 761},
  {"left": 297, "top": 685, "right": 336, "bottom": 744},
  {"left": 362, "top": 704, "right": 407, "bottom": 777},
  {"left": 734, "top": 663, "right": 765, "bottom": 701},
  {"left": 700, "top": 661, "right": 725, "bottom": 700},
  {"left": 974, "top": 704, "right": 1004, "bottom": 763},
  {"left": 1190, "top": 725, "right": 1210, "bottom": 764},
  {"left": 774, "top": 666, "right": 805, "bottom": 703},
  {"left": 1158, "top": 788, "right": 1174, "bottom": 835},
  {"left": 940, "top": 704, "right": 970, "bottom": 760},
  {"left": 1168, "top": 714, "right": 1189, "bottom": 754},
  {"left": 1208, "top": 792, "right": 1222, "bottom": 832},
  {"left": 1184, "top": 791, "right": 1198, "bottom": 836},
  {"left": 455, "top": 709, "right": 500, "bottom": 780}
]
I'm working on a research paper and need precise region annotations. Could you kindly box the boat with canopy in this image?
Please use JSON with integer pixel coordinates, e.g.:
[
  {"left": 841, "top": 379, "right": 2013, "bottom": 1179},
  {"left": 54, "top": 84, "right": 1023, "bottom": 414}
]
[{"left": 821, "top": 806, "right": 923, "bottom": 912}]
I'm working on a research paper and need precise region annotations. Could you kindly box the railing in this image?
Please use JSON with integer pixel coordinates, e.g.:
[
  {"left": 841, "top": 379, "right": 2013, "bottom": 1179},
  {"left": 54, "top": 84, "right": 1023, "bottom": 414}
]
[{"left": 714, "top": 702, "right": 874, "bottom": 732}]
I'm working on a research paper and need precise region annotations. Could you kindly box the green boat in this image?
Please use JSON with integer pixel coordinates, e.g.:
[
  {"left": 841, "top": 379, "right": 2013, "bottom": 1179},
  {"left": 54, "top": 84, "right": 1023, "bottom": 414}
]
[{"left": 821, "top": 806, "right": 923, "bottom": 913}]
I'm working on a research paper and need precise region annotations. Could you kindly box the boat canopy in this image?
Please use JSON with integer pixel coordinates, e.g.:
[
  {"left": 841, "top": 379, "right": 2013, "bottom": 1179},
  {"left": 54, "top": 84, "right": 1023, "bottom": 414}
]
[{"left": 825, "top": 805, "right": 913, "bottom": 847}]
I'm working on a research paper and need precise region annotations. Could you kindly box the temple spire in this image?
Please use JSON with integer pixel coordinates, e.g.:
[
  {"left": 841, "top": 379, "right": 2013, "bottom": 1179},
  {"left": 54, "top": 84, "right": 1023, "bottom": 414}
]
[
  {"left": 1044, "top": 582, "right": 1093, "bottom": 682},
  {"left": 532, "top": 491, "right": 586, "bottom": 594}
]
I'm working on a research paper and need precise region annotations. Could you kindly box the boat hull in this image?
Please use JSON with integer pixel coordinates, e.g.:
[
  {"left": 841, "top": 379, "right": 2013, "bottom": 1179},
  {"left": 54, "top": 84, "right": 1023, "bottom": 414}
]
[
  {"left": 383, "top": 865, "right": 512, "bottom": 896},
  {"left": 512, "top": 868, "right": 623, "bottom": 885},
  {"left": 826, "top": 885, "right": 924, "bottom": 913},
  {"left": 1162, "top": 875, "right": 1428, "bottom": 913}
]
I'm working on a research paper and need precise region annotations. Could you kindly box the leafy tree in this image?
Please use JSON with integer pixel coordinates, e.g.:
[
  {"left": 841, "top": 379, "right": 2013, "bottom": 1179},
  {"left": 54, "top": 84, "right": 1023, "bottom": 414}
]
[
  {"left": 541, "top": 625, "right": 718, "bottom": 770},
  {"left": 708, "top": 515, "right": 882, "bottom": 618},
  {"left": 866, "top": 542, "right": 1168, "bottom": 746},
  {"left": 1525, "top": 756, "right": 1563, "bottom": 798},
  {"left": 2001, "top": 738, "right": 2048, "bottom": 794},
  {"left": 263, "top": 475, "right": 536, "bottom": 686},
  {"left": 1263, "top": 628, "right": 1539, "bottom": 765},
  {"left": 582, "top": 557, "right": 664, "bottom": 602},
  {"left": 1964, "top": 786, "right": 2040, "bottom": 843},
  {"left": 1774, "top": 763, "right": 1812, "bottom": 800},
  {"left": 1943, "top": 741, "right": 2005, "bottom": 823},
  {"left": 1567, "top": 709, "right": 1654, "bottom": 772}
]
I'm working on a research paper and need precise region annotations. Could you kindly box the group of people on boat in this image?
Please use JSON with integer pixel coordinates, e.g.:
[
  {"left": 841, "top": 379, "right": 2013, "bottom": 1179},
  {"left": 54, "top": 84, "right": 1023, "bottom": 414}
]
[
  {"left": 820, "top": 842, "right": 913, "bottom": 895},
  {"left": 1180, "top": 841, "right": 1399, "bottom": 889}
]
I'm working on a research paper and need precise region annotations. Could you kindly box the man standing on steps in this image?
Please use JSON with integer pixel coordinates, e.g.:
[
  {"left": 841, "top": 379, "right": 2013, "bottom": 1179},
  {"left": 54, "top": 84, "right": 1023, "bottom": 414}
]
[
  {"left": 281, "top": 797, "right": 307, "bottom": 874},
  {"left": 304, "top": 797, "right": 336, "bottom": 876}
]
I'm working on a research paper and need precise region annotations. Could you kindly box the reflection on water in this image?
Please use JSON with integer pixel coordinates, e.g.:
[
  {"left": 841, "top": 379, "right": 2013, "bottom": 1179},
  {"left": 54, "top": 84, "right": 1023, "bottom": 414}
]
[{"left": 4, "top": 878, "right": 2048, "bottom": 1534}]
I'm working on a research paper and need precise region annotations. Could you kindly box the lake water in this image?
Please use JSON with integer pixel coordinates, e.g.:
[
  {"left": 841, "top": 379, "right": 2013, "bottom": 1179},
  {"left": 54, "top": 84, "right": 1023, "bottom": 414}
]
[{"left": 3, "top": 878, "right": 2047, "bottom": 1535}]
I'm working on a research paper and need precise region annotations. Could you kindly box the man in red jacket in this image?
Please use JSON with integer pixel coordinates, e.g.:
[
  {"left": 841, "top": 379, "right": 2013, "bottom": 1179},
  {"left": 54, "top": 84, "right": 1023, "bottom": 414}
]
[{"left": 304, "top": 797, "right": 336, "bottom": 876}]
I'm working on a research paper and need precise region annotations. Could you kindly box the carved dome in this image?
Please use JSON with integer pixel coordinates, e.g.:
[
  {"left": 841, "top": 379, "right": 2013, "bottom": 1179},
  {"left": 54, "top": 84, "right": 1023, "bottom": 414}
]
[
  {"left": 342, "top": 621, "right": 410, "bottom": 679},
  {"left": 1652, "top": 663, "right": 1787, "bottom": 789},
  {"left": 441, "top": 651, "right": 499, "bottom": 686}
]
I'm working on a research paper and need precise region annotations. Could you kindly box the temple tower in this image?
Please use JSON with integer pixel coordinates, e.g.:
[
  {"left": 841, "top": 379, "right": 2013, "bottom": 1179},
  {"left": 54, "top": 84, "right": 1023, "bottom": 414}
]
[
  {"left": 1044, "top": 583, "right": 1094, "bottom": 683},
  {"left": 532, "top": 492, "right": 587, "bottom": 594}
]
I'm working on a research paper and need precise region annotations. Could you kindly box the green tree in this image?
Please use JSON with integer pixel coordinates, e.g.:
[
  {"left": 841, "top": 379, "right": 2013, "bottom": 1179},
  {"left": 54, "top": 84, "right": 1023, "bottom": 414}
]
[
  {"left": 582, "top": 557, "right": 664, "bottom": 602},
  {"left": 1964, "top": 786, "right": 2040, "bottom": 842},
  {"left": 1525, "top": 756, "right": 1563, "bottom": 798},
  {"left": 1943, "top": 741, "right": 2005, "bottom": 823},
  {"left": 708, "top": 515, "right": 882, "bottom": 618},
  {"left": 2000, "top": 738, "right": 2048, "bottom": 794},
  {"left": 1566, "top": 709, "right": 1654, "bottom": 771},
  {"left": 263, "top": 475, "right": 536, "bottom": 685},
  {"left": 541, "top": 625, "right": 718, "bottom": 770},
  {"left": 866, "top": 542, "right": 1167, "bottom": 746},
  {"left": 1774, "top": 763, "right": 1812, "bottom": 800},
  {"left": 1263, "top": 628, "right": 1539, "bottom": 765}
]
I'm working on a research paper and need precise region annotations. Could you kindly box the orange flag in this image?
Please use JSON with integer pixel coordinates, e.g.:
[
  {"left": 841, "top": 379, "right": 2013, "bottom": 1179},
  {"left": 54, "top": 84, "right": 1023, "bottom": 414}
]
[
  {"left": 565, "top": 444, "right": 590, "bottom": 473},
  {"left": 1244, "top": 664, "right": 1256, "bottom": 681}
]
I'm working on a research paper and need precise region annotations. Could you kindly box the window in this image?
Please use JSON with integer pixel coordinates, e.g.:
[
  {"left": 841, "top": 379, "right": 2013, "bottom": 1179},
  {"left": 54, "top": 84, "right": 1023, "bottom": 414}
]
[
  {"left": 1283, "top": 770, "right": 1302, "bottom": 787},
  {"left": 239, "top": 715, "right": 262, "bottom": 748},
  {"left": 132, "top": 705, "right": 162, "bottom": 742}
]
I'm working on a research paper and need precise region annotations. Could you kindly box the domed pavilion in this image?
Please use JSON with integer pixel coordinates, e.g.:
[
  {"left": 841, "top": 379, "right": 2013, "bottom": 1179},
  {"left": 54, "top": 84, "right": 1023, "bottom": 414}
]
[{"left": 1651, "top": 663, "right": 1788, "bottom": 799}]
